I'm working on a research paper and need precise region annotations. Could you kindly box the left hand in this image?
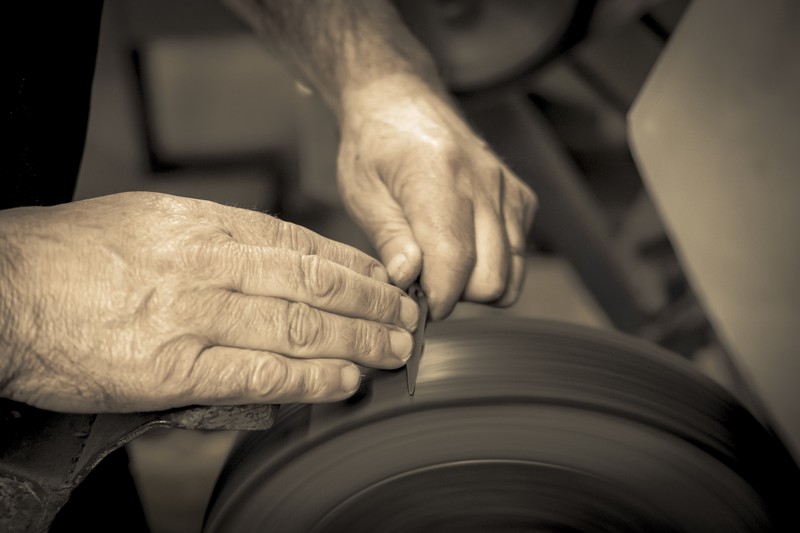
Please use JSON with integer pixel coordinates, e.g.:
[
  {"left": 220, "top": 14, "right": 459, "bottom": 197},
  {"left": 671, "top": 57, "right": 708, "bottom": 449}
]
[
  {"left": 337, "top": 76, "right": 537, "bottom": 320},
  {"left": 0, "top": 192, "right": 417, "bottom": 412}
]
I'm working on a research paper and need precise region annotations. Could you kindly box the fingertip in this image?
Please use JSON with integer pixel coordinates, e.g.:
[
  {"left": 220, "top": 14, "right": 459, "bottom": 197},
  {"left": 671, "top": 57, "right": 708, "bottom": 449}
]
[
  {"left": 386, "top": 253, "right": 408, "bottom": 283},
  {"left": 425, "top": 289, "right": 459, "bottom": 322},
  {"left": 464, "top": 279, "right": 507, "bottom": 303},
  {"left": 429, "top": 305, "right": 455, "bottom": 322},
  {"left": 494, "top": 288, "right": 521, "bottom": 308},
  {"left": 400, "top": 295, "right": 420, "bottom": 331},
  {"left": 421, "top": 260, "right": 467, "bottom": 321},
  {"left": 340, "top": 364, "right": 361, "bottom": 395},
  {"left": 385, "top": 246, "right": 421, "bottom": 289},
  {"left": 370, "top": 263, "right": 390, "bottom": 283}
]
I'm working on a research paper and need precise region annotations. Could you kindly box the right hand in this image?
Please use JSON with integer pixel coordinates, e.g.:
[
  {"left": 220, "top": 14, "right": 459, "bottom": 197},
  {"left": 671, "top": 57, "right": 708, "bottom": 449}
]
[
  {"left": 0, "top": 192, "right": 418, "bottom": 413},
  {"left": 337, "top": 77, "right": 537, "bottom": 320}
]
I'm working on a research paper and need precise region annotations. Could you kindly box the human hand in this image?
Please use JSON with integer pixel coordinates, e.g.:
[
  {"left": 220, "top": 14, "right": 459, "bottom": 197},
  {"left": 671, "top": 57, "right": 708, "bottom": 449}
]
[
  {"left": 337, "top": 77, "right": 537, "bottom": 320},
  {"left": 0, "top": 192, "right": 418, "bottom": 413}
]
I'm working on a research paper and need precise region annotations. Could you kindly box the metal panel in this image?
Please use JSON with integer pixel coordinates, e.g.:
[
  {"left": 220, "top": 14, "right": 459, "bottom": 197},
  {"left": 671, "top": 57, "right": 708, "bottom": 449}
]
[{"left": 629, "top": 0, "right": 800, "bottom": 459}]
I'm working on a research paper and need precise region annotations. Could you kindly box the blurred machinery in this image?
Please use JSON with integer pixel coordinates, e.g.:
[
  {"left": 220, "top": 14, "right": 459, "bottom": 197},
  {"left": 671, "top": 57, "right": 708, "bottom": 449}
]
[
  {"left": 205, "top": 319, "right": 799, "bottom": 531},
  {"left": 2, "top": 0, "right": 799, "bottom": 531},
  {"left": 629, "top": 0, "right": 800, "bottom": 472}
]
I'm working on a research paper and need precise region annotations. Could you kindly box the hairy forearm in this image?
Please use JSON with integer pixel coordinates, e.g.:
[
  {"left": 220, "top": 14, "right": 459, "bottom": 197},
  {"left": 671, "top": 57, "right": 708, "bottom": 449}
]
[{"left": 224, "top": 0, "right": 445, "bottom": 116}]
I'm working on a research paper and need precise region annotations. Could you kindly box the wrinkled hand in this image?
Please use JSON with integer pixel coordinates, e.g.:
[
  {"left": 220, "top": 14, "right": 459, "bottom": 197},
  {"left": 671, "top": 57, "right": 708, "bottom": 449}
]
[
  {"left": 338, "top": 77, "right": 537, "bottom": 320},
  {"left": 0, "top": 192, "right": 418, "bottom": 413}
]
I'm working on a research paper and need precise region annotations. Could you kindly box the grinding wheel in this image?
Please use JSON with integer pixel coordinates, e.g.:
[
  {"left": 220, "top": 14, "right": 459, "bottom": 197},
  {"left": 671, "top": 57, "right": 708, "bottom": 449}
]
[{"left": 204, "top": 319, "right": 799, "bottom": 531}]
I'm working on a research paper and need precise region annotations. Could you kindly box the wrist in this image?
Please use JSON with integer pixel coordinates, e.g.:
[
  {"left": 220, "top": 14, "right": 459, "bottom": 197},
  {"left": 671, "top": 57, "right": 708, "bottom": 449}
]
[
  {"left": 334, "top": 38, "right": 444, "bottom": 99},
  {"left": 316, "top": 0, "right": 447, "bottom": 117},
  {"left": 340, "top": 72, "right": 453, "bottom": 122},
  {"left": 0, "top": 230, "right": 22, "bottom": 398}
]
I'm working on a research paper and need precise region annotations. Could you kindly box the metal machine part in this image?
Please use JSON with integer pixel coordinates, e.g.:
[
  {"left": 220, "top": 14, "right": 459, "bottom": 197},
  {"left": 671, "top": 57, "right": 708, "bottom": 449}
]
[
  {"left": 204, "top": 318, "right": 799, "bottom": 532},
  {"left": 393, "top": 0, "right": 581, "bottom": 91},
  {"left": 628, "top": 0, "right": 800, "bottom": 460},
  {"left": 393, "top": 0, "right": 667, "bottom": 92},
  {"left": 0, "top": 401, "right": 276, "bottom": 532}
]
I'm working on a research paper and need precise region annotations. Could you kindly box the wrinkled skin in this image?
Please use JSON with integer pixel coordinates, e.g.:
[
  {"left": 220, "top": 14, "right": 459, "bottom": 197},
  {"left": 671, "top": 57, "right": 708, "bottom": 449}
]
[
  {"left": 0, "top": 192, "right": 418, "bottom": 413},
  {"left": 338, "top": 78, "right": 537, "bottom": 320}
]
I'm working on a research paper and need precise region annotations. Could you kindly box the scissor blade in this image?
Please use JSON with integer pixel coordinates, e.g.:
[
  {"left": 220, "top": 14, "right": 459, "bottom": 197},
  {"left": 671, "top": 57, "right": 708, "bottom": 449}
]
[{"left": 405, "top": 283, "right": 429, "bottom": 396}]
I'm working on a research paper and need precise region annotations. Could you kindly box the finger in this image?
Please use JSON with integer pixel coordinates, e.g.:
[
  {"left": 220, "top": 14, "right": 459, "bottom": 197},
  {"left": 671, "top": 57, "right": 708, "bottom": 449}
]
[
  {"left": 494, "top": 253, "right": 526, "bottom": 308},
  {"left": 494, "top": 180, "right": 537, "bottom": 307},
  {"left": 498, "top": 162, "right": 538, "bottom": 232},
  {"left": 177, "top": 347, "right": 362, "bottom": 404},
  {"left": 200, "top": 291, "right": 414, "bottom": 369},
  {"left": 462, "top": 203, "right": 510, "bottom": 302},
  {"left": 416, "top": 205, "right": 476, "bottom": 320},
  {"left": 209, "top": 244, "right": 419, "bottom": 329},
  {"left": 339, "top": 174, "right": 422, "bottom": 289},
  {"left": 212, "top": 204, "right": 390, "bottom": 282},
  {"left": 393, "top": 178, "right": 476, "bottom": 321}
]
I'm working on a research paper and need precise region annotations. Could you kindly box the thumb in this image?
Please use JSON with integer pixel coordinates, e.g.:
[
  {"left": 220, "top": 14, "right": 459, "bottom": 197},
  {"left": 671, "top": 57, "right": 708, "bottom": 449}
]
[
  {"left": 380, "top": 229, "right": 422, "bottom": 290},
  {"left": 341, "top": 184, "right": 422, "bottom": 289}
]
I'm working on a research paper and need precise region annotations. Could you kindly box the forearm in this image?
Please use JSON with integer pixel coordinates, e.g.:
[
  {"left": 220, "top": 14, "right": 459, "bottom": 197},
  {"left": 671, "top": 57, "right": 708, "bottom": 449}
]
[{"left": 223, "top": 0, "right": 446, "bottom": 116}]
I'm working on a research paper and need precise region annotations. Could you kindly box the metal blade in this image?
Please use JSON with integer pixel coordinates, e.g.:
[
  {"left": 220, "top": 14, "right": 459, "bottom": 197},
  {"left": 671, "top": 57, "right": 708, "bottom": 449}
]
[{"left": 405, "top": 283, "right": 429, "bottom": 395}]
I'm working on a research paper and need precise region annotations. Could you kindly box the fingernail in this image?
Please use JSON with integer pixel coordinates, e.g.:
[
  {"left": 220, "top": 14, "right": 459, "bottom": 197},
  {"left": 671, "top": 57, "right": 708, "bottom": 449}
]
[
  {"left": 370, "top": 264, "right": 389, "bottom": 283},
  {"left": 387, "top": 254, "right": 409, "bottom": 284},
  {"left": 390, "top": 329, "right": 413, "bottom": 361},
  {"left": 400, "top": 296, "right": 419, "bottom": 330},
  {"left": 340, "top": 365, "right": 361, "bottom": 394}
]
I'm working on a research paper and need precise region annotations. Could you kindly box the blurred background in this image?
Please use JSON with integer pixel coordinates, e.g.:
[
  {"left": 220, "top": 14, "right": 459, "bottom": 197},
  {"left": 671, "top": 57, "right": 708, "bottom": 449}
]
[{"left": 72, "top": 1, "right": 760, "bottom": 531}]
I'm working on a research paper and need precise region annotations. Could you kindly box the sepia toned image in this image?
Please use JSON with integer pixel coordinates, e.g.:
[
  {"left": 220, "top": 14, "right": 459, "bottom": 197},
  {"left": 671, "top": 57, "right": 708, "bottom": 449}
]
[{"left": 3, "top": 1, "right": 799, "bottom": 531}]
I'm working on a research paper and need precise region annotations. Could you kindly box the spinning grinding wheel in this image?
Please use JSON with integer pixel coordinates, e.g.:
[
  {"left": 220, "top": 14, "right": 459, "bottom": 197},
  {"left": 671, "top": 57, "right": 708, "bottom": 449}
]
[{"left": 204, "top": 319, "right": 799, "bottom": 531}]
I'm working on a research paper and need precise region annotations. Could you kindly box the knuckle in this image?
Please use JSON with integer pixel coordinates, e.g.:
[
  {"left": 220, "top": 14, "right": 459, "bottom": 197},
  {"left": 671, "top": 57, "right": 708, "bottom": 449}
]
[
  {"left": 181, "top": 289, "right": 228, "bottom": 331},
  {"left": 286, "top": 301, "right": 323, "bottom": 350},
  {"left": 249, "top": 357, "right": 330, "bottom": 401},
  {"left": 475, "top": 277, "right": 507, "bottom": 302},
  {"left": 167, "top": 287, "right": 195, "bottom": 323},
  {"left": 249, "top": 356, "right": 291, "bottom": 399},
  {"left": 439, "top": 238, "right": 477, "bottom": 272},
  {"left": 279, "top": 222, "right": 315, "bottom": 255},
  {"left": 166, "top": 344, "right": 211, "bottom": 400},
  {"left": 136, "top": 191, "right": 174, "bottom": 210},
  {"left": 299, "top": 364, "right": 328, "bottom": 399},
  {"left": 349, "top": 321, "right": 381, "bottom": 360},
  {"left": 428, "top": 215, "right": 476, "bottom": 257},
  {"left": 466, "top": 261, "right": 508, "bottom": 303},
  {"left": 176, "top": 239, "right": 220, "bottom": 274},
  {"left": 300, "top": 254, "right": 339, "bottom": 303},
  {"left": 363, "top": 286, "right": 395, "bottom": 321}
]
